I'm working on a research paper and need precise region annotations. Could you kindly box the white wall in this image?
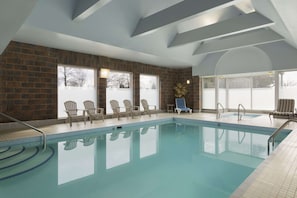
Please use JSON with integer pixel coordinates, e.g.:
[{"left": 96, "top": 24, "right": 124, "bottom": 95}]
[{"left": 193, "top": 41, "right": 297, "bottom": 76}]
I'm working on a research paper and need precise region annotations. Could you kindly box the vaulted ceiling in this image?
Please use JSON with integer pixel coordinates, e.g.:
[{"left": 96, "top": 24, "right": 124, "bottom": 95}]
[{"left": 0, "top": 0, "right": 296, "bottom": 68}]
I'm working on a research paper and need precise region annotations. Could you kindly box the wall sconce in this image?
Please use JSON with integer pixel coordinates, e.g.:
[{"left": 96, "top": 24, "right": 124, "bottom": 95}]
[
  {"left": 186, "top": 80, "right": 190, "bottom": 84},
  {"left": 100, "top": 68, "right": 110, "bottom": 78}
]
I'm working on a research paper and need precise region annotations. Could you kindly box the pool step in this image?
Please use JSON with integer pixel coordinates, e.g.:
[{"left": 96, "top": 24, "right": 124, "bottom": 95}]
[
  {"left": 0, "top": 146, "right": 25, "bottom": 160},
  {"left": 0, "top": 146, "right": 54, "bottom": 181}
]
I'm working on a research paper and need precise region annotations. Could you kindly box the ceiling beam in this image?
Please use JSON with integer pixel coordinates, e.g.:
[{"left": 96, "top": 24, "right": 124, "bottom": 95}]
[
  {"left": 72, "top": 0, "right": 111, "bottom": 22},
  {"left": 193, "top": 29, "right": 284, "bottom": 55},
  {"left": 0, "top": 0, "right": 38, "bottom": 54},
  {"left": 169, "top": 12, "right": 274, "bottom": 47},
  {"left": 132, "top": 0, "right": 236, "bottom": 37}
]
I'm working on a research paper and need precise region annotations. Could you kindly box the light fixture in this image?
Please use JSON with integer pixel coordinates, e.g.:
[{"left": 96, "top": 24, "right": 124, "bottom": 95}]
[
  {"left": 100, "top": 68, "right": 110, "bottom": 78},
  {"left": 186, "top": 80, "right": 190, "bottom": 84}
]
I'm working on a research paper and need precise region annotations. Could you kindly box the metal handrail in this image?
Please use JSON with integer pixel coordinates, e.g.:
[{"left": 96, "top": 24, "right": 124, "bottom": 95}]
[
  {"left": 237, "top": 104, "right": 246, "bottom": 121},
  {"left": 0, "top": 112, "right": 47, "bottom": 151},
  {"left": 216, "top": 102, "right": 225, "bottom": 119},
  {"left": 267, "top": 119, "right": 297, "bottom": 155}
]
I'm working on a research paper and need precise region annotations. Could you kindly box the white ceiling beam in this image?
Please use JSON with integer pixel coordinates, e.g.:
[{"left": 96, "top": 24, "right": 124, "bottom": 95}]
[
  {"left": 0, "top": 0, "right": 38, "bottom": 54},
  {"left": 169, "top": 12, "right": 274, "bottom": 47},
  {"left": 72, "top": 0, "right": 111, "bottom": 22},
  {"left": 132, "top": 0, "right": 236, "bottom": 37},
  {"left": 193, "top": 29, "right": 284, "bottom": 55}
]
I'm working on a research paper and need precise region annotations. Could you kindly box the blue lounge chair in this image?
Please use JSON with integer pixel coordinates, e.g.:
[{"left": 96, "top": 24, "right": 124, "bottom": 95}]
[{"left": 175, "top": 98, "right": 192, "bottom": 114}]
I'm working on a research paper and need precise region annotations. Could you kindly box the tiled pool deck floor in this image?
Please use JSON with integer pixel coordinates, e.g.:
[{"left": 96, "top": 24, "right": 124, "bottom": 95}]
[{"left": 1, "top": 112, "right": 297, "bottom": 197}]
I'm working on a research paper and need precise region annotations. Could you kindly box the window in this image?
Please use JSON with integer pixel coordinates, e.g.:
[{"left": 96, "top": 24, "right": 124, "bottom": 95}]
[
  {"left": 106, "top": 71, "right": 132, "bottom": 114},
  {"left": 57, "top": 65, "right": 96, "bottom": 118},
  {"left": 252, "top": 74, "right": 275, "bottom": 110},
  {"left": 218, "top": 77, "right": 227, "bottom": 108},
  {"left": 228, "top": 77, "right": 251, "bottom": 109},
  {"left": 139, "top": 74, "right": 159, "bottom": 110},
  {"left": 201, "top": 72, "right": 276, "bottom": 111},
  {"left": 279, "top": 71, "right": 297, "bottom": 108},
  {"left": 202, "top": 77, "right": 215, "bottom": 109}
]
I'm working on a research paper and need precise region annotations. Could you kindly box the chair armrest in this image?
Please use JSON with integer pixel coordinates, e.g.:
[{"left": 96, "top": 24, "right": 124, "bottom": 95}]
[
  {"left": 97, "top": 108, "right": 104, "bottom": 114},
  {"left": 148, "top": 105, "right": 156, "bottom": 110},
  {"left": 65, "top": 109, "right": 79, "bottom": 116}
]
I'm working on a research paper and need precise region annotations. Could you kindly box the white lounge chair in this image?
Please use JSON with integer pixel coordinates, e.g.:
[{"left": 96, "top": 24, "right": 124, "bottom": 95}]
[
  {"left": 83, "top": 100, "right": 104, "bottom": 123},
  {"left": 123, "top": 99, "right": 140, "bottom": 118},
  {"left": 64, "top": 100, "right": 85, "bottom": 127},
  {"left": 110, "top": 100, "right": 125, "bottom": 120},
  {"left": 141, "top": 99, "right": 156, "bottom": 117}
]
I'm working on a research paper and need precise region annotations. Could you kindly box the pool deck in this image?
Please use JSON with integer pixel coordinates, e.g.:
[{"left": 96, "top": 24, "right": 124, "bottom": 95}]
[{"left": 1, "top": 112, "right": 297, "bottom": 197}]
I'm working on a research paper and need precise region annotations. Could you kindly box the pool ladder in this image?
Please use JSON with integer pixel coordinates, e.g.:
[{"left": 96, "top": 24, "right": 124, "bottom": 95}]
[
  {"left": 267, "top": 119, "right": 297, "bottom": 155},
  {"left": 216, "top": 102, "right": 225, "bottom": 119},
  {"left": 0, "top": 112, "right": 47, "bottom": 151},
  {"left": 238, "top": 104, "right": 246, "bottom": 121}
]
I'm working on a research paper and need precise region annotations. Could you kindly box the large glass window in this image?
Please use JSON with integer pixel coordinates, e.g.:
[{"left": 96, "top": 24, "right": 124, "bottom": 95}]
[
  {"left": 57, "top": 65, "right": 96, "bottom": 118},
  {"left": 201, "top": 72, "right": 277, "bottom": 111},
  {"left": 139, "top": 74, "right": 159, "bottom": 110},
  {"left": 252, "top": 74, "right": 275, "bottom": 110},
  {"left": 202, "top": 77, "right": 215, "bottom": 109},
  {"left": 228, "top": 77, "right": 251, "bottom": 109},
  {"left": 106, "top": 71, "right": 132, "bottom": 114},
  {"left": 218, "top": 77, "right": 227, "bottom": 108},
  {"left": 279, "top": 71, "right": 297, "bottom": 108}
]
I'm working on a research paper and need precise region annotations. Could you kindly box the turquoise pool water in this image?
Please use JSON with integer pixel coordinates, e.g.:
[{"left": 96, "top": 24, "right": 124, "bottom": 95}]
[
  {"left": 221, "top": 113, "right": 261, "bottom": 119},
  {"left": 0, "top": 119, "right": 290, "bottom": 198}
]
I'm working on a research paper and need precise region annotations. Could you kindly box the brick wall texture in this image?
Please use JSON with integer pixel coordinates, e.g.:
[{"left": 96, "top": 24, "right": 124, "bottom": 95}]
[{"left": 0, "top": 41, "right": 200, "bottom": 122}]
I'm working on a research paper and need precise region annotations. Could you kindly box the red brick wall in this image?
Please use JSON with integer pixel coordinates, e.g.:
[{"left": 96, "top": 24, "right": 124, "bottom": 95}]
[
  {"left": 0, "top": 42, "right": 57, "bottom": 121},
  {"left": 0, "top": 41, "right": 199, "bottom": 122}
]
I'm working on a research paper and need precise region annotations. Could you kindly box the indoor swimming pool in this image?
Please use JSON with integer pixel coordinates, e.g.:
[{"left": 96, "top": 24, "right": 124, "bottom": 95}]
[
  {"left": 220, "top": 113, "right": 261, "bottom": 119},
  {"left": 0, "top": 119, "right": 290, "bottom": 198}
]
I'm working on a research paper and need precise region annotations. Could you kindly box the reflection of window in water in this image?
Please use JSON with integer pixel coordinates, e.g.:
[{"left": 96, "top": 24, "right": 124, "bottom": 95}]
[
  {"left": 140, "top": 126, "right": 159, "bottom": 158},
  {"left": 202, "top": 127, "right": 216, "bottom": 154},
  {"left": 106, "top": 131, "right": 132, "bottom": 169},
  {"left": 58, "top": 138, "right": 96, "bottom": 185},
  {"left": 107, "top": 71, "right": 131, "bottom": 88},
  {"left": 202, "top": 127, "right": 268, "bottom": 159}
]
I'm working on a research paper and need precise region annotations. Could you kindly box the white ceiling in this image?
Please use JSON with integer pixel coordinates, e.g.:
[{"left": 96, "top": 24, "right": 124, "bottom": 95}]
[{"left": 1, "top": 0, "right": 297, "bottom": 68}]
